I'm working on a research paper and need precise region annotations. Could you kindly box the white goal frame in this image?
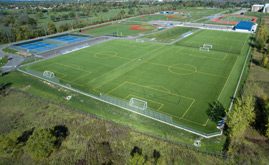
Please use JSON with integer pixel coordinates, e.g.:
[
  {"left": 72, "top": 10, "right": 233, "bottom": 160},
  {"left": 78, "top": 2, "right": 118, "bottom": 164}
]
[
  {"left": 199, "top": 47, "right": 209, "bottom": 52},
  {"left": 136, "top": 39, "right": 145, "bottom": 43},
  {"left": 203, "top": 44, "right": 213, "bottom": 49},
  {"left": 43, "top": 71, "right": 55, "bottom": 79},
  {"left": 129, "top": 97, "right": 147, "bottom": 110}
]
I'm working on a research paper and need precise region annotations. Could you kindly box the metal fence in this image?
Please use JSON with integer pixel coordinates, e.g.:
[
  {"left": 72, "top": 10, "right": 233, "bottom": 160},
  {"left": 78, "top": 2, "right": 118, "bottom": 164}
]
[{"left": 19, "top": 68, "right": 222, "bottom": 138}]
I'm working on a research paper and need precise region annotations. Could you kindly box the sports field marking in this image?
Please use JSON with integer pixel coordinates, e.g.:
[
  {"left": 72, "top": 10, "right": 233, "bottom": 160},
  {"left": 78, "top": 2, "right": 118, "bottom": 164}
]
[
  {"left": 203, "top": 119, "right": 210, "bottom": 126},
  {"left": 70, "top": 71, "right": 92, "bottom": 83},
  {"left": 90, "top": 45, "right": 167, "bottom": 90},
  {"left": 217, "top": 56, "right": 238, "bottom": 101},
  {"left": 197, "top": 71, "right": 227, "bottom": 78},
  {"left": 126, "top": 81, "right": 195, "bottom": 101},
  {"left": 125, "top": 94, "right": 164, "bottom": 111},
  {"left": 168, "top": 64, "right": 197, "bottom": 76},
  {"left": 49, "top": 70, "right": 67, "bottom": 79},
  {"left": 106, "top": 81, "right": 195, "bottom": 119},
  {"left": 55, "top": 62, "right": 91, "bottom": 74},
  {"left": 148, "top": 61, "right": 226, "bottom": 78},
  {"left": 180, "top": 99, "right": 196, "bottom": 118},
  {"left": 181, "top": 118, "right": 205, "bottom": 127},
  {"left": 149, "top": 85, "right": 171, "bottom": 93},
  {"left": 94, "top": 51, "right": 118, "bottom": 59}
]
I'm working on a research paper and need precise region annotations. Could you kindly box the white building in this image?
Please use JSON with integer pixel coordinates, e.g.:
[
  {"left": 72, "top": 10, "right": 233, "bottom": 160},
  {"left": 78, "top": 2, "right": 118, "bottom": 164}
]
[
  {"left": 251, "top": 4, "right": 264, "bottom": 12},
  {"left": 263, "top": 4, "right": 269, "bottom": 13}
]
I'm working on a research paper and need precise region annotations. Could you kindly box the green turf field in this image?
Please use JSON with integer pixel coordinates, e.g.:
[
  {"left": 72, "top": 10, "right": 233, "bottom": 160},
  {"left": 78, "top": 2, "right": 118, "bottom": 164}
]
[
  {"left": 143, "top": 27, "right": 197, "bottom": 43},
  {"left": 82, "top": 22, "right": 155, "bottom": 36},
  {"left": 21, "top": 30, "right": 250, "bottom": 134}
]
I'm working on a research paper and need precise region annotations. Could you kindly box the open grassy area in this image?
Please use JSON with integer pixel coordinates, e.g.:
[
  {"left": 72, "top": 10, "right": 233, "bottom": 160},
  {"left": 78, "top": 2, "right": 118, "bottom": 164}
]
[
  {"left": 143, "top": 27, "right": 197, "bottom": 43},
  {"left": 21, "top": 30, "right": 250, "bottom": 134},
  {"left": 128, "top": 8, "right": 227, "bottom": 22},
  {"left": 0, "top": 89, "right": 226, "bottom": 164},
  {"left": 82, "top": 22, "right": 155, "bottom": 36}
]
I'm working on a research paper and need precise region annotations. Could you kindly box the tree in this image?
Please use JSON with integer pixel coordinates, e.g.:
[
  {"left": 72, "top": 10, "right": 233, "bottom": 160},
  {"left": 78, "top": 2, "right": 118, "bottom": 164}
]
[
  {"left": 58, "top": 23, "right": 70, "bottom": 32},
  {"left": 226, "top": 96, "right": 255, "bottom": 141},
  {"left": 128, "top": 8, "right": 135, "bottom": 15},
  {"left": 26, "top": 128, "right": 56, "bottom": 159},
  {"left": 256, "top": 23, "right": 269, "bottom": 50},
  {"left": 119, "top": 10, "right": 126, "bottom": 19},
  {"left": 207, "top": 101, "right": 226, "bottom": 123},
  {"left": 261, "top": 55, "right": 269, "bottom": 68},
  {"left": 47, "top": 22, "right": 57, "bottom": 35},
  {"left": 266, "top": 103, "right": 269, "bottom": 138}
]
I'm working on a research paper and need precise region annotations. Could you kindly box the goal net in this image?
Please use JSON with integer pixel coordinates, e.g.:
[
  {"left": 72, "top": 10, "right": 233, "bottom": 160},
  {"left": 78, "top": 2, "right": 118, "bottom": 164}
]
[
  {"left": 199, "top": 47, "right": 209, "bottom": 52},
  {"left": 203, "top": 44, "right": 213, "bottom": 49},
  {"left": 136, "top": 39, "right": 145, "bottom": 43},
  {"left": 43, "top": 71, "right": 55, "bottom": 79},
  {"left": 129, "top": 98, "right": 147, "bottom": 110}
]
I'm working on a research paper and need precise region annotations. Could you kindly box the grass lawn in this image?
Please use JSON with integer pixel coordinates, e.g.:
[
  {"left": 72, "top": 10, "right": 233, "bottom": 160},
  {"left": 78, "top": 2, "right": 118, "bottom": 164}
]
[
  {"left": 128, "top": 8, "right": 226, "bottom": 22},
  {"left": 220, "top": 16, "right": 255, "bottom": 22},
  {"left": 21, "top": 30, "right": 250, "bottom": 134},
  {"left": 143, "top": 27, "right": 197, "bottom": 43},
  {"left": 176, "top": 30, "right": 250, "bottom": 54},
  {"left": 82, "top": 22, "right": 155, "bottom": 36}
]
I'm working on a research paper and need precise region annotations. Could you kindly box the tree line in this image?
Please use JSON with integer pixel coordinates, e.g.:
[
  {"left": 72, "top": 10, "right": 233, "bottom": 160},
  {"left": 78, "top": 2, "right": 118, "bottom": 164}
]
[
  {"left": 255, "top": 17, "right": 269, "bottom": 68},
  {"left": 0, "top": 1, "right": 255, "bottom": 44}
]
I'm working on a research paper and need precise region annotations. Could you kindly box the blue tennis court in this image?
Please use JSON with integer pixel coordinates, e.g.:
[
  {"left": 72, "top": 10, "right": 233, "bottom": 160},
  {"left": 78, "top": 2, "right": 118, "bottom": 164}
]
[
  {"left": 14, "top": 34, "right": 90, "bottom": 53},
  {"left": 19, "top": 41, "right": 59, "bottom": 53},
  {"left": 50, "top": 35, "right": 88, "bottom": 43}
]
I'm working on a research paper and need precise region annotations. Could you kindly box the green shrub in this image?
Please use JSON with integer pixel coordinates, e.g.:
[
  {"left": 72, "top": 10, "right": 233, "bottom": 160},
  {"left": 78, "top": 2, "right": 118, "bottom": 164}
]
[{"left": 26, "top": 128, "right": 56, "bottom": 159}]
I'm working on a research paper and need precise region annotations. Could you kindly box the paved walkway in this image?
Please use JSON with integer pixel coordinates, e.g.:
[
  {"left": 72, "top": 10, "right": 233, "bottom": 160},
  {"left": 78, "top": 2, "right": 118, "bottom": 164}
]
[{"left": 0, "top": 46, "right": 25, "bottom": 73}]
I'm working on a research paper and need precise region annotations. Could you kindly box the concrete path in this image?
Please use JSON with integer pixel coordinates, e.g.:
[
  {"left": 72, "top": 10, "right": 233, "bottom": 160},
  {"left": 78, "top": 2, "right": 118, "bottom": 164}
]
[{"left": 0, "top": 47, "right": 25, "bottom": 73}]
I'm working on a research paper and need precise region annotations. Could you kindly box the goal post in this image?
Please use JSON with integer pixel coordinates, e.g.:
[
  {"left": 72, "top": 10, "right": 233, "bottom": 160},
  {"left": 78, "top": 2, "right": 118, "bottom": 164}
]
[
  {"left": 43, "top": 70, "right": 55, "bottom": 79},
  {"left": 199, "top": 47, "right": 209, "bottom": 52},
  {"left": 136, "top": 39, "right": 145, "bottom": 43},
  {"left": 129, "top": 97, "right": 147, "bottom": 110},
  {"left": 203, "top": 44, "right": 213, "bottom": 49}
]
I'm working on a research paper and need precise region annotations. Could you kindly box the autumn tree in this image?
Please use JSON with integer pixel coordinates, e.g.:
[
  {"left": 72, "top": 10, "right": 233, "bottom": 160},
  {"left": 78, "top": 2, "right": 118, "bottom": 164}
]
[
  {"left": 47, "top": 22, "right": 57, "bottom": 35},
  {"left": 256, "top": 22, "right": 269, "bottom": 51},
  {"left": 226, "top": 96, "right": 255, "bottom": 141}
]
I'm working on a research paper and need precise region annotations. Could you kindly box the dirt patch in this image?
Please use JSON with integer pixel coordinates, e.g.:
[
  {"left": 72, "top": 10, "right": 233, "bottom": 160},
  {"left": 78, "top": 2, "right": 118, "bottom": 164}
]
[
  {"left": 166, "top": 15, "right": 176, "bottom": 19},
  {"left": 211, "top": 14, "right": 257, "bottom": 25},
  {"left": 130, "top": 25, "right": 146, "bottom": 31}
]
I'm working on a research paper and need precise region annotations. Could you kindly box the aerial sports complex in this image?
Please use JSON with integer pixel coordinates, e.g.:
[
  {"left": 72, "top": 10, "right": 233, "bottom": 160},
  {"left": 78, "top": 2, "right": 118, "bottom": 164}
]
[{"left": 13, "top": 11, "right": 254, "bottom": 139}]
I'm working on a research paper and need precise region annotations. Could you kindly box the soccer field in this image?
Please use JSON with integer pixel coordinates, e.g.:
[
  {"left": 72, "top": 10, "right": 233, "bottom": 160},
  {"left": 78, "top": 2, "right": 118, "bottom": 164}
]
[
  {"left": 21, "top": 30, "right": 250, "bottom": 134},
  {"left": 144, "top": 27, "right": 197, "bottom": 43}
]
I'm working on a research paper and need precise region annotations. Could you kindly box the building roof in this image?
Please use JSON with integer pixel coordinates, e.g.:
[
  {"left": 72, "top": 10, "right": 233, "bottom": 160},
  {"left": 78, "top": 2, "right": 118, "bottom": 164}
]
[
  {"left": 252, "top": 4, "right": 264, "bottom": 7},
  {"left": 234, "top": 21, "right": 255, "bottom": 31}
]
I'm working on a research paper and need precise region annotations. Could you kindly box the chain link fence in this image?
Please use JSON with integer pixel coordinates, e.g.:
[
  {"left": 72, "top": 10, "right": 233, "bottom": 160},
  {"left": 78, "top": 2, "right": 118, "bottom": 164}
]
[{"left": 19, "top": 68, "right": 222, "bottom": 138}]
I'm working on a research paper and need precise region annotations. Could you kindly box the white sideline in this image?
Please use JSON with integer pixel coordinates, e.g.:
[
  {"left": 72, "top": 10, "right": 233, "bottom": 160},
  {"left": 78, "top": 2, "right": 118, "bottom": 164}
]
[
  {"left": 17, "top": 68, "right": 222, "bottom": 139},
  {"left": 227, "top": 45, "right": 252, "bottom": 112}
]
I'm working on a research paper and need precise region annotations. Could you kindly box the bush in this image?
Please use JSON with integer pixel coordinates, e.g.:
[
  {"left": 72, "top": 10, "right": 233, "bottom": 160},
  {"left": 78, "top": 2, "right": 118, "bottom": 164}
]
[
  {"left": 206, "top": 101, "right": 226, "bottom": 123},
  {"left": 0, "top": 56, "right": 8, "bottom": 67},
  {"left": 26, "top": 128, "right": 56, "bottom": 159}
]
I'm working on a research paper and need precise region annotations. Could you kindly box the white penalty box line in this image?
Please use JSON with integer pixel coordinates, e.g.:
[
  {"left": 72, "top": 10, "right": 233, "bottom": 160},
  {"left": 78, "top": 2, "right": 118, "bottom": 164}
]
[{"left": 17, "top": 68, "right": 222, "bottom": 139}]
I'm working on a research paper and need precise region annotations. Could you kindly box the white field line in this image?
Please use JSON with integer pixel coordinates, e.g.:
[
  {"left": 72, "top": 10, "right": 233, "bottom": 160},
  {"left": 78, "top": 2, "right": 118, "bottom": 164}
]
[
  {"left": 17, "top": 68, "right": 222, "bottom": 139},
  {"left": 227, "top": 45, "right": 251, "bottom": 112}
]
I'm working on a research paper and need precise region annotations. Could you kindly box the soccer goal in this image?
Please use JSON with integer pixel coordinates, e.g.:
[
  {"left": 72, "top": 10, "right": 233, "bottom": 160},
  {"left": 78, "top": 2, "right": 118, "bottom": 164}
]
[
  {"left": 43, "top": 71, "right": 55, "bottom": 79},
  {"left": 136, "top": 39, "right": 145, "bottom": 43},
  {"left": 129, "top": 97, "right": 147, "bottom": 110},
  {"left": 203, "top": 44, "right": 213, "bottom": 49},
  {"left": 199, "top": 47, "right": 210, "bottom": 52}
]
